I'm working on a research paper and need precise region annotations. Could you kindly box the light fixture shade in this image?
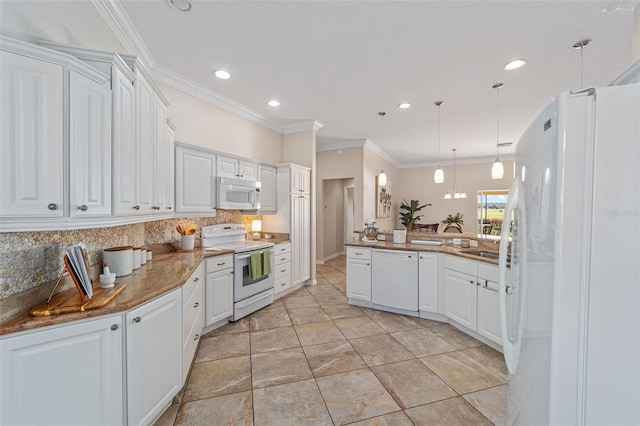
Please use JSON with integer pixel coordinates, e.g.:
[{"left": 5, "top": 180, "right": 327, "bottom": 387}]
[
  {"left": 434, "top": 167, "right": 444, "bottom": 184},
  {"left": 251, "top": 219, "right": 262, "bottom": 232},
  {"left": 444, "top": 192, "right": 452, "bottom": 200},
  {"left": 454, "top": 191, "right": 467, "bottom": 199},
  {"left": 378, "top": 170, "right": 387, "bottom": 187},
  {"left": 491, "top": 159, "right": 504, "bottom": 179}
]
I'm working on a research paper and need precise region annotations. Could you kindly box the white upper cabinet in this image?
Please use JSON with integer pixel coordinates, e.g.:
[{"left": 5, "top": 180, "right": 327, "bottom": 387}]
[
  {"left": 258, "top": 164, "right": 276, "bottom": 214},
  {"left": 152, "top": 96, "right": 168, "bottom": 212},
  {"left": 217, "top": 155, "right": 257, "bottom": 181},
  {"left": 175, "top": 144, "right": 217, "bottom": 213},
  {"left": 0, "top": 49, "right": 64, "bottom": 218},
  {"left": 134, "top": 72, "right": 155, "bottom": 215},
  {"left": 69, "top": 72, "right": 112, "bottom": 217},
  {"left": 166, "top": 120, "right": 177, "bottom": 213},
  {"left": 291, "top": 165, "right": 311, "bottom": 194}
]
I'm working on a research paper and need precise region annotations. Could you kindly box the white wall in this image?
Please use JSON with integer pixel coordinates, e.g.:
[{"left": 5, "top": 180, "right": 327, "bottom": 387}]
[
  {"left": 634, "top": 5, "right": 640, "bottom": 62},
  {"left": 396, "top": 161, "right": 514, "bottom": 233},
  {"left": 159, "top": 83, "right": 283, "bottom": 165},
  {"left": 322, "top": 179, "right": 345, "bottom": 259}
]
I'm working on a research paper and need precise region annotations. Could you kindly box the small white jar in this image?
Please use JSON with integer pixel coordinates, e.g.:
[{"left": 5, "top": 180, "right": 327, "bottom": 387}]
[
  {"left": 103, "top": 246, "right": 133, "bottom": 277},
  {"left": 132, "top": 247, "right": 141, "bottom": 270},
  {"left": 140, "top": 248, "right": 147, "bottom": 265}
]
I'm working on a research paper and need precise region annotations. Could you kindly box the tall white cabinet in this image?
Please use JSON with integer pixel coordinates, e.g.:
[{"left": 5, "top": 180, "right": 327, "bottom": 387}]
[{"left": 263, "top": 164, "right": 312, "bottom": 285}]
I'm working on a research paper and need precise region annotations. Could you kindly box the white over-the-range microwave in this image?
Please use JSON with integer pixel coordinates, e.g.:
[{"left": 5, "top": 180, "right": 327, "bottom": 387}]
[{"left": 216, "top": 176, "right": 261, "bottom": 210}]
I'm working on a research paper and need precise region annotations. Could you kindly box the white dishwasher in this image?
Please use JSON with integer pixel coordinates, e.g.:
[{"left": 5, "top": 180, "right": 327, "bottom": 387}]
[{"left": 371, "top": 249, "right": 419, "bottom": 312}]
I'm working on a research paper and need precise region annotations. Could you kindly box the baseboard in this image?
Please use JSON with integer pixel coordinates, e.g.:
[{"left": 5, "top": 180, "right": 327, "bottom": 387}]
[{"left": 323, "top": 251, "right": 345, "bottom": 262}]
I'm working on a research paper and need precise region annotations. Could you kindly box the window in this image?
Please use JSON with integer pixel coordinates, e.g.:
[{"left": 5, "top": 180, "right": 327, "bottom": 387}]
[{"left": 477, "top": 190, "right": 509, "bottom": 235}]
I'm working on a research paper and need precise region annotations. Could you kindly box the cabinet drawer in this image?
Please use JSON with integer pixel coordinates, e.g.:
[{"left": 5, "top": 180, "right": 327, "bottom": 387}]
[
  {"left": 275, "top": 262, "right": 291, "bottom": 281},
  {"left": 445, "top": 255, "right": 477, "bottom": 276},
  {"left": 182, "top": 263, "right": 204, "bottom": 303},
  {"left": 205, "top": 255, "right": 233, "bottom": 274},
  {"left": 275, "top": 251, "right": 291, "bottom": 266},
  {"left": 275, "top": 242, "right": 291, "bottom": 255},
  {"left": 347, "top": 247, "right": 371, "bottom": 260},
  {"left": 274, "top": 275, "right": 292, "bottom": 295},
  {"left": 182, "top": 280, "right": 204, "bottom": 343}
]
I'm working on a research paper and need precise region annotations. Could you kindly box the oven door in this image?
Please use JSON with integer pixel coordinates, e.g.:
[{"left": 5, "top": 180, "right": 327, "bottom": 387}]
[{"left": 233, "top": 248, "right": 275, "bottom": 302}]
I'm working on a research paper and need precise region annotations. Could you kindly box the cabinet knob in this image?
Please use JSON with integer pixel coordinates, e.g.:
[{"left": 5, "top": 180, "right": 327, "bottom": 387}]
[
  {"left": 469, "top": 280, "right": 475, "bottom": 284},
  {"left": 110, "top": 324, "right": 119, "bottom": 331},
  {"left": 366, "top": 263, "right": 370, "bottom": 266},
  {"left": 193, "top": 302, "right": 199, "bottom": 308},
  {"left": 78, "top": 204, "right": 88, "bottom": 211},
  {"left": 47, "top": 203, "right": 58, "bottom": 210},
  {"left": 133, "top": 205, "right": 140, "bottom": 211},
  {"left": 194, "top": 334, "right": 200, "bottom": 341},
  {"left": 506, "top": 285, "right": 513, "bottom": 295},
  {"left": 167, "top": 206, "right": 172, "bottom": 210},
  {"left": 133, "top": 316, "right": 141, "bottom": 323}
]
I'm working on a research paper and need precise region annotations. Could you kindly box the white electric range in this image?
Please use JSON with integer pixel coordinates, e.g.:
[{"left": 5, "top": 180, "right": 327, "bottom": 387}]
[{"left": 201, "top": 224, "right": 275, "bottom": 320}]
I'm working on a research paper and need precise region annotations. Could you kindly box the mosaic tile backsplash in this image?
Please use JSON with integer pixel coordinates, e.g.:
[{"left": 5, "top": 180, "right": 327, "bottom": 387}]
[{"left": 0, "top": 210, "right": 254, "bottom": 299}]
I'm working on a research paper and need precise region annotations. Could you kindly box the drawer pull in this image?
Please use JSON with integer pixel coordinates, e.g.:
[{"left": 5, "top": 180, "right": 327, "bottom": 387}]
[
  {"left": 281, "top": 269, "right": 286, "bottom": 273},
  {"left": 217, "top": 262, "right": 226, "bottom": 266},
  {"left": 193, "top": 277, "right": 199, "bottom": 282},
  {"left": 133, "top": 316, "right": 141, "bottom": 323},
  {"left": 110, "top": 324, "right": 119, "bottom": 331},
  {"left": 355, "top": 252, "right": 362, "bottom": 255},
  {"left": 193, "top": 302, "right": 199, "bottom": 308},
  {"left": 280, "top": 282, "right": 286, "bottom": 287},
  {"left": 194, "top": 334, "right": 200, "bottom": 341},
  {"left": 281, "top": 257, "right": 286, "bottom": 261},
  {"left": 133, "top": 205, "right": 140, "bottom": 210}
]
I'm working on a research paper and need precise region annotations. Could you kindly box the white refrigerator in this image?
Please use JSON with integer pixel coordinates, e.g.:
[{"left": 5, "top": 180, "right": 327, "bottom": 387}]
[{"left": 497, "top": 83, "right": 640, "bottom": 425}]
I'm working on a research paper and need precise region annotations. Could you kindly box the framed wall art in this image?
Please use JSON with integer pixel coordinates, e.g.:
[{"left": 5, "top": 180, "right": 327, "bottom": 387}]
[{"left": 376, "top": 179, "right": 391, "bottom": 218}]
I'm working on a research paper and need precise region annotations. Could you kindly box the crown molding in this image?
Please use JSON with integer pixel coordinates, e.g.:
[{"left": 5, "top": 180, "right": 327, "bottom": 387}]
[
  {"left": 1, "top": 35, "right": 108, "bottom": 83},
  {"left": 282, "top": 120, "right": 325, "bottom": 134},
  {"left": 316, "top": 138, "right": 367, "bottom": 152},
  {"left": 91, "top": 0, "right": 156, "bottom": 66},
  {"left": 363, "top": 139, "right": 402, "bottom": 169},
  {"left": 150, "top": 65, "right": 284, "bottom": 133}
]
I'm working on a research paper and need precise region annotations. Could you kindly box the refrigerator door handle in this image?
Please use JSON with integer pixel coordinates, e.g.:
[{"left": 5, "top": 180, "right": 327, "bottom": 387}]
[{"left": 499, "top": 178, "right": 528, "bottom": 375}]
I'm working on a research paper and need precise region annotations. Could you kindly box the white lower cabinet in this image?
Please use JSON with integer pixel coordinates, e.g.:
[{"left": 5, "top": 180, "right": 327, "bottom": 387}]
[
  {"left": 182, "top": 263, "right": 205, "bottom": 382},
  {"left": 0, "top": 314, "right": 124, "bottom": 426},
  {"left": 205, "top": 255, "right": 234, "bottom": 326},
  {"left": 418, "top": 253, "right": 439, "bottom": 314},
  {"left": 372, "top": 249, "right": 418, "bottom": 311},
  {"left": 346, "top": 247, "right": 372, "bottom": 302},
  {"left": 126, "top": 288, "right": 182, "bottom": 426},
  {"left": 274, "top": 242, "right": 292, "bottom": 296},
  {"left": 444, "top": 255, "right": 503, "bottom": 346}
]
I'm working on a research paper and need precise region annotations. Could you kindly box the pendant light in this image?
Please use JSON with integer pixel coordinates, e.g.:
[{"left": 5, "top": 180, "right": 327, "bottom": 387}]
[
  {"left": 377, "top": 112, "right": 387, "bottom": 187},
  {"left": 444, "top": 148, "right": 466, "bottom": 199},
  {"left": 491, "top": 83, "right": 504, "bottom": 180},
  {"left": 573, "top": 39, "right": 591, "bottom": 90},
  {"left": 433, "top": 101, "right": 445, "bottom": 183}
]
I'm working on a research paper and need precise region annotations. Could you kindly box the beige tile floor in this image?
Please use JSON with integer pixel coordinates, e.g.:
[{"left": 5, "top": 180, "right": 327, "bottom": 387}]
[{"left": 155, "top": 255, "right": 508, "bottom": 426}]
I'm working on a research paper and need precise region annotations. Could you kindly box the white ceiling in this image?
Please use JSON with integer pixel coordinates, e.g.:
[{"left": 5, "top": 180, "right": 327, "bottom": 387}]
[{"left": 1, "top": 1, "right": 637, "bottom": 166}]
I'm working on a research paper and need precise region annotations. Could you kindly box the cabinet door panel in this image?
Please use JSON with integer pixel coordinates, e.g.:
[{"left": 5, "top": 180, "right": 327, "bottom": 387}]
[
  {"left": 347, "top": 258, "right": 371, "bottom": 302},
  {"left": 478, "top": 284, "right": 502, "bottom": 346},
  {"left": 1, "top": 315, "right": 124, "bottom": 425},
  {"left": 175, "top": 147, "right": 216, "bottom": 212},
  {"left": 239, "top": 160, "right": 257, "bottom": 181},
  {"left": 258, "top": 165, "right": 276, "bottom": 213},
  {"left": 444, "top": 269, "right": 477, "bottom": 330},
  {"left": 113, "top": 69, "right": 137, "bottom": 215},
  {"left": 1, "top": 51, "right": 64, "bottom": 217},
  {"left": 205, "top": 269, "right": 233, "bottom": 325},
  {"left": 126, "top": 289, "right": 182, "bottom": 426},
  {"left": 136, "top": 75, "right": 154, "bottom": 214},
  {"left": 217, "top": 155, "right": 238, "bottom": 178},
  {"left": 153, "top": 98, "right": 167, "bottom": 211},
  {"left": 418, "top": 253, "right": 439, "bottom": 313},
  {"left": 69, "top": 72, "right": 112, "bottom": 217}
]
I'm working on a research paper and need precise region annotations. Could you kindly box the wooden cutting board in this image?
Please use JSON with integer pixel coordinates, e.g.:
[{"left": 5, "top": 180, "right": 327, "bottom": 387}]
[{"left": 30, "top": 282, "right": 126, "bottom": 316}]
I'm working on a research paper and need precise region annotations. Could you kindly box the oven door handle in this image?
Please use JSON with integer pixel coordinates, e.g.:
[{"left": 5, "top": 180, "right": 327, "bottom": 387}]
[{"left": 236, "top": 249, "right": 274, "bottom": 260}]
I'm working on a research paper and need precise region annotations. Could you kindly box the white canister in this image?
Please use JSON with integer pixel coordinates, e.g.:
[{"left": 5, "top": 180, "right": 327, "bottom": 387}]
[
  {"left": 132, "top": 247, "right": 141, "bottom": 270},
  {"left": 393, "top": 229, "right": 407, "bottom": 244},
  {"left": 103, "top": 246, "right": 133, "bottom": 277},
  {"left": 181, "top": 235, "right": 195, "bottom": 250},
  {"left": 146, "top": 250, "right": 152, "bottom": 261},
  {"left": 140, "top": 248, "right": 147, "bottom": 265}
]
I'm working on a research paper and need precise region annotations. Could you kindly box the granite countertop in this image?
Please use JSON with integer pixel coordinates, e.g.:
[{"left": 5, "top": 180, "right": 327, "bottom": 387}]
[
  {"left": 0, "top": 248, "right": 234, "bottom": 337},
  {"left": 345, "top": 240, "right": 503, "bottom": 265}
]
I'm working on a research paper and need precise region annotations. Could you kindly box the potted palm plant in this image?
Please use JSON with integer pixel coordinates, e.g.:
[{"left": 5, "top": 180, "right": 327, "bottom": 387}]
[
  {"left": 399, "top": 199, "right": 432, "bottom": 231},
  {"left": 442, "top": 212, "right": 464, "bottom": 233}
]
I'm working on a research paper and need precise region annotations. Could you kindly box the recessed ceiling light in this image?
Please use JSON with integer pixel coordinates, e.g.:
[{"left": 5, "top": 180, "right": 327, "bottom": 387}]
[
  {"left": 504, "top": 59, "right": 527, "bottom": 71},
  {"left": 398, "top": 102, "right": 412, "bottom": 109},
  {"left": 268, "top": 100, "right": 280, "bottom": 107},
  {"left": 214, "top": 70, "right": 231, "bottom": 80},
  {"left": 168, "top": 0, "right": 192, "bottom": 13}
]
